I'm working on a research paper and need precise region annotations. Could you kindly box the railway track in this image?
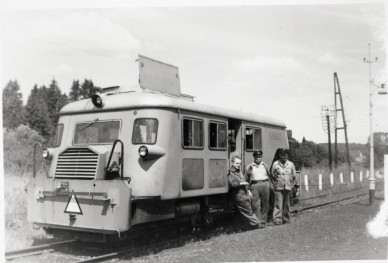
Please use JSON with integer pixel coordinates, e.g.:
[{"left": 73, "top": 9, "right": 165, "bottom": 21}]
[
  {"left": 5, "top": 239, "right": 77, "bottom": 261},
  {"left": 6, "top": 188, "right": 384, "bottom": 263},
  {"left": 292, "top": 188, "right": 382, "bottom": 214}
]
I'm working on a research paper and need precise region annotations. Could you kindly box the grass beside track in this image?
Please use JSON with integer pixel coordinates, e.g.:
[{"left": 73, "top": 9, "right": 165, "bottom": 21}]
[{"left": 4, "top": 171, "right": 53, "bottom": 251}]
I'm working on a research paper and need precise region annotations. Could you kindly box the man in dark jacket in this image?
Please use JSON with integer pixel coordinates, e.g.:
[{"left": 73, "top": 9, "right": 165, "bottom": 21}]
[{"left": 228, "top": 156, "right": 260, "bottom": 228}]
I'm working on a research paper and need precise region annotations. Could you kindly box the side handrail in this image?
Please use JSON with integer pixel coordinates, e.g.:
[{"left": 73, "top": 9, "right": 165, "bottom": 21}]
[
  {"left": 33, "top": 142, "right": 49, "bottom": 178},
  {"left": 106, "top": 139, "right": 124, "bottom": 180}
]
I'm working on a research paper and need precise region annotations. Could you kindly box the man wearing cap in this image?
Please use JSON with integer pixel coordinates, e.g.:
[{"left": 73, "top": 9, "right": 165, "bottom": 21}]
[
  {"left": 271, "top": 148, "right": 297, "bottom": 225},
  {"left": 228, "top": 156, "right": 261, "bottom": 228},
  {"left": 245, "top": 150, "right": 271, "bottom": 228}
]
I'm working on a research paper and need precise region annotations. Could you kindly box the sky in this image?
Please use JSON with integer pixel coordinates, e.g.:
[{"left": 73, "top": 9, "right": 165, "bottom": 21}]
[{"left": 1, "top": 0, "right": 387, "bottom": 144}]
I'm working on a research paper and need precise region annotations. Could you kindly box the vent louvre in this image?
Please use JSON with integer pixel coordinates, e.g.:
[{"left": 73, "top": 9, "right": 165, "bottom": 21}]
[{"left": 55, "top": 148, "right": 98, "bottom": 179}]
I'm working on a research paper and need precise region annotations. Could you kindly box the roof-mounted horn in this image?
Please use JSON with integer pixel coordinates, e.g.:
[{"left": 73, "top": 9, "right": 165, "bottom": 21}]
[{"left": 94, "top": 86, "right": 120, "bottom": 95}]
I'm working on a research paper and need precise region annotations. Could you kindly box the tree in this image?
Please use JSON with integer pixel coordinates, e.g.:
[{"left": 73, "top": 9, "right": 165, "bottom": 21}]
[
  {"left": 2, "top": 80, "right": 25, "bottom": 129},
  {"left": 287, "top": 130, "right": 300, "bottom": 167},
  {"left": 46, "top": 79, "right": 69, "bottom": 136},
  {"left": 80, "top": 79, "right": 95, "bottom": 99},
  {"left": 290, "top": 137, "right": 320, "bottom": 168},
  {"left": 295, "top": 144, "right": 317, "bottom": 167},
  {"left": 3, "top": 125, "right": 44, "bottom": 174},
  {"left": 38, "top": 85, "right": 49, "bottom": 102},
  {"left": 366, "top": 132, "right": 388, "bottom": 168},
  {"left": 69, "top": 79, "right": 81, "bottom": 102},
  {"left": 25, "top": 84, "right": 51, "bottom": 138}
]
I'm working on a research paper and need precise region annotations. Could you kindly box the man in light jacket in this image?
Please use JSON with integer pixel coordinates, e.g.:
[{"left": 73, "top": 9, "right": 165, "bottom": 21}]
[{"left": 271, "top": 148, "right": 296, "bottom": 225}]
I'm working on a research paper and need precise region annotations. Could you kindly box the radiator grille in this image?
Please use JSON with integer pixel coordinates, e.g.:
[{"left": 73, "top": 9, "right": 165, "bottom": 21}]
[{"left": 55, "top": 147, "right": 98, "bottom": 179}]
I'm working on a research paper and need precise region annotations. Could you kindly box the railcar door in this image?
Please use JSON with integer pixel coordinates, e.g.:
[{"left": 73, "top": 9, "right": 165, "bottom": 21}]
[{"left": 227, "top": 119, "right": 242, "bottom": 167}]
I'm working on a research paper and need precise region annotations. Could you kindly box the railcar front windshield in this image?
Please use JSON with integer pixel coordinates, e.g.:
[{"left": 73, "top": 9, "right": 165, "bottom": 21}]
[{"left": 74, "top": 120, "right": 120, "bottom": 145}]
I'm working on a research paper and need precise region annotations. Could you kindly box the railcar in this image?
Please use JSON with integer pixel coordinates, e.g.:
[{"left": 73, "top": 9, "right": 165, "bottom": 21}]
[{"left": 26, "top": 55, "right": 289, "bottom": 241}]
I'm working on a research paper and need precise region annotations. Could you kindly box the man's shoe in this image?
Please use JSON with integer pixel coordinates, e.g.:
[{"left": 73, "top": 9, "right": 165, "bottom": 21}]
[{"left": 274, "top": 221, "right": 283, "bottom": 225}]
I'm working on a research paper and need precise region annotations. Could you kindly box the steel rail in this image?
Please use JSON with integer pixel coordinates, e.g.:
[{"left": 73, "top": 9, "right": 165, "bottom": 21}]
[
  {"left": 73, "top": 235, "right": 189, "bottom": 263},
  {"left": 6, "top": 249, "right": 55, "bottom": 260},
  {"left": 5, "top": 239, "right": 77, "bottom": 260},
  {"left": 73, "top": 252, "right": 120, "bottom": 263},
  {"left": 292, "top": 189, "right": 383, "bottom": 214}
]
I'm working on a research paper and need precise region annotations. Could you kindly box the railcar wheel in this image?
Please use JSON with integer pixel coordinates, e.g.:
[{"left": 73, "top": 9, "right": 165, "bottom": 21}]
[{"left": 202, "top": 212, "right": 214, "bottom": 228}]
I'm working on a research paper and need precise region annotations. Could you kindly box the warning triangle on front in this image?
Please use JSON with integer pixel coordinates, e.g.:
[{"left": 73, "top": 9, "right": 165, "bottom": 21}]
[{"left": 64, "top": 194, "right": 83, "bottom": 215}]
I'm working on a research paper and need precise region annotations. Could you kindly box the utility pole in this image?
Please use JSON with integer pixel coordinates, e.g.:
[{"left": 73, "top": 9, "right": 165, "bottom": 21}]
[
  {"left": 321, "top": 105, "right": 336, "bottom": 171},
  {"left": 363, "top": 43, "right": 378, "bottom": 205},
  {"left": 334, "top": 73, "right": 351, "bottom": 169},
  {"left": 326, "top": 115, "right": 332, "bottom": 170}
]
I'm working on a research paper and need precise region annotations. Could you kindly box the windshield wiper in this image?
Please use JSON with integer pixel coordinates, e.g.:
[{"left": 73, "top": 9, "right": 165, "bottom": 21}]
[{"left": 80, "top": 118, "right": 99, "bottom": 131}]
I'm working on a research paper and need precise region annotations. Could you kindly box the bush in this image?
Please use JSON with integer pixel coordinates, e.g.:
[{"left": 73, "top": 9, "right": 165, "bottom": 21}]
[
  {"left": 3, "top": 126, "right": 52, "bottom": 251},
  {"left": 3, "top": 125, "right": 45, "bottom": 175}
]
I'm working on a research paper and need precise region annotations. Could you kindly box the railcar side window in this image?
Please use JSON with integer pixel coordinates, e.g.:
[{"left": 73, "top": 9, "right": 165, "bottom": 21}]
[
  {"left": 132, "top": 118, "right": 158, "bottom": 144},
  {"left": 245, "top": 127, "right": 262, "bottom": 151},
  {"left": 74, "top": 121, "right": 120, "bottom": 145},
  {"left": 183, "top": 118, "right": 204, "bottom": 148},
  {"left": 209, "top": 122, "right": 227, "bottom": 150},
  {"left": 53, "top": 124, "right": 64, "bottom": 147}
]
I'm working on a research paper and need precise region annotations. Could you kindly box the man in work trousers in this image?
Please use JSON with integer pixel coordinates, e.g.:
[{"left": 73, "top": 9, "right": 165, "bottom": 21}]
[
  {"left": 246, "top": 149, "right": 271, "bottom": 228},
  {"left": 271, "top": 148, "right": 297, "bottom": 225},
  {"left": 228, "top": 156, "right": 260, "bottom": 228}
]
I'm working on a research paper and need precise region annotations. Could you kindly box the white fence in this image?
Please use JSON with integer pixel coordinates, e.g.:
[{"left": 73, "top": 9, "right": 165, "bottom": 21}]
[{"left": 301, "top": 170, "right": 370, "bottom": 192}]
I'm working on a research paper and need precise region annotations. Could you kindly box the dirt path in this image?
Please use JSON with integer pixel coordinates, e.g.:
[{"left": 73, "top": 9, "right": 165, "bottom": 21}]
[{"left": 124, "top": 196, "right": 387, "bottom": 262}]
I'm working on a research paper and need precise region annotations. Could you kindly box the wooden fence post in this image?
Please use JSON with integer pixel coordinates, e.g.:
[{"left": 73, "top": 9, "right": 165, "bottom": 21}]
[
  {"left": 304, "top": 174, "right": 309, "bottom": 191},
  {"left": 351, "top": 172, "right": 354, "bottom": 183},
  {"left": 330, "top": 173, "right": 334, "bottom": 186}
]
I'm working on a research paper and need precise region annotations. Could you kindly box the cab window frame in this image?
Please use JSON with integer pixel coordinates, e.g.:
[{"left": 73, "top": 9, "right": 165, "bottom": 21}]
[
  {"left": 208, "top": 121, "right": 227, "bottom": 151},
  {"left": 53, "top": 124, "right": 64, "bottom": 147},
  {"left": 182, "top": 117, "right": 204, "bottom": 150},
  {"left": 245, "top": 126, "right": 262, "bottom": 152},
  {"left": 132, "top": 118, "right": 159, "bottom": 145},
  {"left": 73, "top": 120, "right": 122, "bottom": 145}
]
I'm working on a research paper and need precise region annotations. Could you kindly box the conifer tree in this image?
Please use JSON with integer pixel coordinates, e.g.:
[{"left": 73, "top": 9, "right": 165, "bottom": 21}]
[
  {"left": 2, "top": 80, "right": 26, "bottom": 129},
  {"left": 39, "top": 85, "right": 49, "bottom": 102},
  {"left": 25, "top": 84, "right": 51, "bottom": 138},
  {"left": 80, "top": 79, "right": 95, "bottom": 99},
  {"left": 69, "top": 79, "right": 81, "bottom": 101},
  {"left": 46, "top": 79, "right": 69, "bottom": 136}
]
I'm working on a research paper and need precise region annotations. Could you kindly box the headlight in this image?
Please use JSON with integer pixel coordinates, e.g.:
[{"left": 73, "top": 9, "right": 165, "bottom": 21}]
[
  {"left": 42, "top": 148, "right": 54, "bottom": 160},
  {"left": 91, "top": 94, "right": 103, "bottom": 108},
  {"left": 42, "top": 149, "right": 50, "bottom": 159},
  {"left": 138, "top": 146, "right": 148, "bottom": 158}
]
